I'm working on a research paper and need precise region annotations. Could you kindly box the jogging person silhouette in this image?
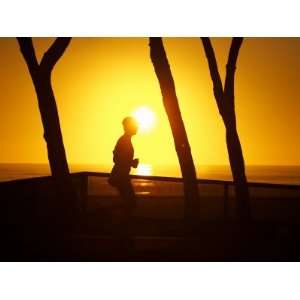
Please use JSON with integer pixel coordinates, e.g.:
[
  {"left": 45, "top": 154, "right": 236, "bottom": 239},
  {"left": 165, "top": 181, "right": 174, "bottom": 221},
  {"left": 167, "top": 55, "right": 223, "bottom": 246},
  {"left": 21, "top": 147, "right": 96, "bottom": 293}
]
[{"left": 108, "top": 116, "right": 139, "bottom": 229}]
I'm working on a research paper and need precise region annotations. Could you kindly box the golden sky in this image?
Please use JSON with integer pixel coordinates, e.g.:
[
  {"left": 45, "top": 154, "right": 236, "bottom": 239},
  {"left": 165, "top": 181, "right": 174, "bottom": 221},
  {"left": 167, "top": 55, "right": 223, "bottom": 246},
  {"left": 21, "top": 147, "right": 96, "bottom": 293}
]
[{"left": 0, "top": 37, "right": 299, "bottom": 170}]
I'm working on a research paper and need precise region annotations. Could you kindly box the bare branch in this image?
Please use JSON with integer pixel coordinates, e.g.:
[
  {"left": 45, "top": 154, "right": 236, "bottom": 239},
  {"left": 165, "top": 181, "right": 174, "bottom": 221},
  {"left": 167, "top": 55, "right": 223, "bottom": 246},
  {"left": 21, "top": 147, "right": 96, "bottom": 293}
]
[
  {"left": 200, "top": 37, "right": 223, "bottom": 105},
  {"left": 17, "top": 37, "right": 39, "bottom": 75},
  {"left": 224, "top": 37, "right": 243, "bottom": 97},
  {"left": 40, "top": 37, "right": 71, "bottom": 72}
]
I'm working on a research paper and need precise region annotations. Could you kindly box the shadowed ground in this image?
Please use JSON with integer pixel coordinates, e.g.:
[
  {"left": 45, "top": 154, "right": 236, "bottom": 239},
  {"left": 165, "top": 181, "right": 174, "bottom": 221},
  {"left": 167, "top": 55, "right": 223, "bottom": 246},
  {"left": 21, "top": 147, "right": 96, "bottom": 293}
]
[{"left": 0, "top": 173, "right": 300, "bottom": 261}]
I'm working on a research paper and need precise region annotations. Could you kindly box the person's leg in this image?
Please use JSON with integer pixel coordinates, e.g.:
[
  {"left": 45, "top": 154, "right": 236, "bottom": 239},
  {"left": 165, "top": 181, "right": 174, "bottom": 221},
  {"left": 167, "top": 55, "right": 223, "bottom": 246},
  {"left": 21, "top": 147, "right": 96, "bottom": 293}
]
[
  {"left": 124, "top": 180, "right": 136, "bottom": 209},
  {"left": 118, "top": 180, "right": 136, "bottom": 237}
]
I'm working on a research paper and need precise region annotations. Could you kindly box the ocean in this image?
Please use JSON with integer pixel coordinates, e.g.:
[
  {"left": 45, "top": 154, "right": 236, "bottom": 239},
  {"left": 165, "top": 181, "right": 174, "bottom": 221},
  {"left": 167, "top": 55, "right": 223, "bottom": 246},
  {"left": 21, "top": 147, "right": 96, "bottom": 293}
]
[{"left": 0, "top": 163, "right": 299, "bottom": 185}]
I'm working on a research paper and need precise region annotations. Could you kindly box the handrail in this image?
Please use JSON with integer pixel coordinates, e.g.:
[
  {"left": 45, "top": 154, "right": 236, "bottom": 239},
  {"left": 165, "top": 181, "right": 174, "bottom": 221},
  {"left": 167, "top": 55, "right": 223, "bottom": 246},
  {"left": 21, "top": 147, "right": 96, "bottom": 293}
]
[
  {"left": 1, "top": 171, "right": 299, "bottom": 220},
  {"left": 71, "top": 171, "right": 300, "bottom": 190},
  {"left": 1, "top": 171, "right": 300, "bottom": 190},
  {"left": 70, "top": 172, "right": 300, "bottom": 220}
]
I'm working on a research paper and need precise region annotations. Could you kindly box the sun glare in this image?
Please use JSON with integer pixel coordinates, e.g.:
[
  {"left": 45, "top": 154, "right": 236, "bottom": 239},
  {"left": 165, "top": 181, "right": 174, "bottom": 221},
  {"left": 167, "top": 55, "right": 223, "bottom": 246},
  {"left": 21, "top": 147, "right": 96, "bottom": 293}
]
[
  {"left": 132, "top": 106, "right": 156, "bottom": 133},
  {"left": 136, "top": 163, "right": 152, "bottom": 176}
]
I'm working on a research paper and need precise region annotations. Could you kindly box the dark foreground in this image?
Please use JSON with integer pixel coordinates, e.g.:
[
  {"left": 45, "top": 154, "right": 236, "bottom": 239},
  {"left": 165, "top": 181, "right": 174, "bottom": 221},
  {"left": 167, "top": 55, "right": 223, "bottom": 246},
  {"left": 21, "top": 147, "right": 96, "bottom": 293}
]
[
  {"left": 1, "top": 217, "right": 300, "bottom": 261},
  {"left": 1, "top": 172, "right": 300, "bottom": 261}
]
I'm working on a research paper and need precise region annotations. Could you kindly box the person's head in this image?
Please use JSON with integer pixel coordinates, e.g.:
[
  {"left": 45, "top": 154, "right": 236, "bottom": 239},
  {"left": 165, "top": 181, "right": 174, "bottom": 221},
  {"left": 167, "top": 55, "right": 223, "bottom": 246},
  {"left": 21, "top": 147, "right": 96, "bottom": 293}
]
[{"left": 122, "top": 116, "right": 138, "bottom": 136}]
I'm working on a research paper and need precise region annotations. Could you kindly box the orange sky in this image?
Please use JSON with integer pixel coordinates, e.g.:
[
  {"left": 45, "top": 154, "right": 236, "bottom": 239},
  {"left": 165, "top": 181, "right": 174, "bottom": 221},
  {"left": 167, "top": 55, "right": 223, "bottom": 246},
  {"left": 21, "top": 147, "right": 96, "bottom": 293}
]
[{"left": 0, "top": 37, "right": 299, "bottom": 171}]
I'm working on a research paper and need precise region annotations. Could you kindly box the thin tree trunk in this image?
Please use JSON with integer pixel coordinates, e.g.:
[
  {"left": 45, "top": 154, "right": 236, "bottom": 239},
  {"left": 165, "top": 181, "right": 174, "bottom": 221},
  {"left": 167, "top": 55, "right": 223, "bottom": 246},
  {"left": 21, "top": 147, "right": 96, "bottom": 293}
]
[
  {"left": 225, "top": 123, "right": 249, "bottom": 218},
  {"left": 34, "top": 74, "right": 70, "bottom": 178},
  {"left": 17, "top": 38, "right": 78, "bottom": 218},
  {"left": 201, "top": 37, "right": 250, "bottom": 220},
  {"left": 149, "top": 37, "right": 200, "bottom": 222}
]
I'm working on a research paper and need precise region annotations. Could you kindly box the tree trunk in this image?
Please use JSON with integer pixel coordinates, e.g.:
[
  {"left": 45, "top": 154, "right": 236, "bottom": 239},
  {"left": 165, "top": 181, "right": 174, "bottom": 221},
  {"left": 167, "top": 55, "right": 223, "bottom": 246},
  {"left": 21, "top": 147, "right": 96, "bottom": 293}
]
[
  {"left": 149, "top": 37, "right": 200, "bottom": 222},
  {"left": 17, "top": 38, "right": 78, "bottom": 221},
  {"left": 223, "top": 38, "right": 250, "bottom": 220},
  {"left": 200, "top": 37, "right": 250, "bottom": 221},
  {"left": 34, "top": 73, "right": 70, "bottom": 178},
  {"left": 35, "top": 74, "right": 78, "bottom": 212},
  {"left": 224, "top": 120, "right": 250, "bottom": 219}
]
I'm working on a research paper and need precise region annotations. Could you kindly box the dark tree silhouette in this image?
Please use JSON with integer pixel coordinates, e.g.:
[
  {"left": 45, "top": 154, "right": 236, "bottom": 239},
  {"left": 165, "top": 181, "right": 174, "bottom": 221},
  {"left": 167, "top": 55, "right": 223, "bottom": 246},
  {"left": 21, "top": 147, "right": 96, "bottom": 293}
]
[
  {"left": 17, "top": 38, "right": 77, "bottom": 210},
  {"left": 149, "top": 37, "right": 200, "bottom": 223},
  {"left": 200, "top": 37, "right": 250, "bottom": 220}
]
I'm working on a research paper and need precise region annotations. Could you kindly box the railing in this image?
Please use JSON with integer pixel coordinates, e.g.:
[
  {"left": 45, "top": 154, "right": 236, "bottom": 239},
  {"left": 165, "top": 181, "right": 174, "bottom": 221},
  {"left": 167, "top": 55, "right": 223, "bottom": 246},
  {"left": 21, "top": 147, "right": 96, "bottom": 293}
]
[
  {"left": 1, "top": 171, "right": 300, "bottom": 221},
  {"left": 71, "top": 171, "right": 300, "bottom": 220}
]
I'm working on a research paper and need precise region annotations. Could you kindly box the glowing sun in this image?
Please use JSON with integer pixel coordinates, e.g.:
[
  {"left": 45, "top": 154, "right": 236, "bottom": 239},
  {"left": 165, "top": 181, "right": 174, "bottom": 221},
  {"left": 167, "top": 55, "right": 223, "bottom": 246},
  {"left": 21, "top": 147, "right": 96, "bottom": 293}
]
[{"left": 132, "top": 106, "right": 156, "bottom": 133}]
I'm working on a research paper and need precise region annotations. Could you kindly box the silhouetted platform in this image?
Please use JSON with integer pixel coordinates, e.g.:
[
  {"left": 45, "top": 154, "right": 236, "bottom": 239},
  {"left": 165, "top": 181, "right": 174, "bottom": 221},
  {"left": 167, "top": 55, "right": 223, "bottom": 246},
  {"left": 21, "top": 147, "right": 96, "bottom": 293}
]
[{"left": 0, "top": 172, "right": 300, "bottom": 261}]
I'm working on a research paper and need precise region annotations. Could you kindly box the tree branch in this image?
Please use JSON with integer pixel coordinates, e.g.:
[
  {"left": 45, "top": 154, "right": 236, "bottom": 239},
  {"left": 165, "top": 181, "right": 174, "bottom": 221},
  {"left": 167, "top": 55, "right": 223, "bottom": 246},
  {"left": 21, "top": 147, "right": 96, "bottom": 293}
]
[
  {"left": 200, "top": 37, "right": 224, "bottom": 106},
  {"left": 17, "top": 37, "right": 39, "bottom": 75},
  {"left": 40, "top": 37, "right": 71, "bottom": 72},
  {"left": 224, "top": 37, "right": 243, "bottom": 98}
]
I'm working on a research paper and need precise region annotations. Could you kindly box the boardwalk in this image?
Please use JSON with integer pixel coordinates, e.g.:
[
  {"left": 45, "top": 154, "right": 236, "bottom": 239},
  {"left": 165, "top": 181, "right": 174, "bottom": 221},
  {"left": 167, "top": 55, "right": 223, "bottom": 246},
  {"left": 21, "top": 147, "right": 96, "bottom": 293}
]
[{"left": 0, "top": 172, "right": 300, "bottom": 261}]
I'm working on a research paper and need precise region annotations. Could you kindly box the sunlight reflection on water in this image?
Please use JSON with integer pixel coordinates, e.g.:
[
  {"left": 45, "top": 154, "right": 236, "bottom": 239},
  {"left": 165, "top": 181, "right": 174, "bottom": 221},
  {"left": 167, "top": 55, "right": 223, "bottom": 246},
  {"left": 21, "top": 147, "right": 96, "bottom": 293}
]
[{"left": 135, "top": 163, "right": 152, "bottom": 176}]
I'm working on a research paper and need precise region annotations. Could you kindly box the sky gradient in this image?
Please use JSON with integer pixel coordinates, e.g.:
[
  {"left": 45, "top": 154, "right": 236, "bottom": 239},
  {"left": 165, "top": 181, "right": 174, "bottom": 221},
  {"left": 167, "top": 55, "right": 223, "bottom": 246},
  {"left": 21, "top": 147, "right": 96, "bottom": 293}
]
[{"left": 0, "top": 37, "right": 299, "bottom": 172}]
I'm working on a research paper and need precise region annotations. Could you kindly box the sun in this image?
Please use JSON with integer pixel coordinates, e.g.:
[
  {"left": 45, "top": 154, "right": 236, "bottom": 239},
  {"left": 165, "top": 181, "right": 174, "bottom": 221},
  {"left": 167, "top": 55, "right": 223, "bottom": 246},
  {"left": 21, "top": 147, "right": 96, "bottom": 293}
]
[{"left": 132, "top": 106, "right": 156, "bottom": 133}]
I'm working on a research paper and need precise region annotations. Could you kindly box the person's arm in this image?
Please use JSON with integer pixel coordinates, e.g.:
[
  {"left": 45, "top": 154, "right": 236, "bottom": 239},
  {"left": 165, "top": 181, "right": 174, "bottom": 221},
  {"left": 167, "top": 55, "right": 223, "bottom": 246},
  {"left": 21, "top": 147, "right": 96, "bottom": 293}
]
[{"left": 131, "top": 158, "right": 139, "bottom": 168}]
